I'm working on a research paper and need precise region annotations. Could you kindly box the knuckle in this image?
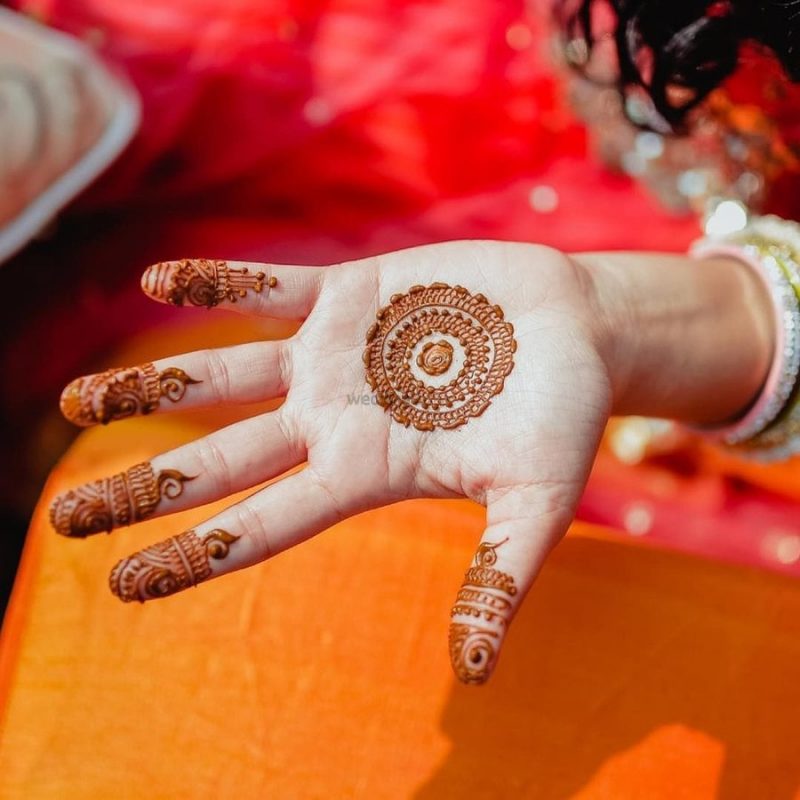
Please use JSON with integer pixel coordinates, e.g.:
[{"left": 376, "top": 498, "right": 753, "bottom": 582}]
[
  {"left": 307, "top": 467, "right": 346, "bottom": 525},
  {"left": 196, "top": 436, "right": 233, "bottom": 496},
  {"left": 274, "top": 408, "right": 299, "bottom": 458},
  {"left": 277, "top": 341, "right": 293, "bottom": 391},
  {"left": 235, "top": 501, "right": 272, "bottom": 559},
  {"left": 206, "top": 349, "right": 233, "bottom": 402}
]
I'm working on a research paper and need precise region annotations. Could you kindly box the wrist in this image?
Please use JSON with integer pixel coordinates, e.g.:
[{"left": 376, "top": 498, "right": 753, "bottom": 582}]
[{"left": 574, "top": 250, "right": 775, "bottom": 425}]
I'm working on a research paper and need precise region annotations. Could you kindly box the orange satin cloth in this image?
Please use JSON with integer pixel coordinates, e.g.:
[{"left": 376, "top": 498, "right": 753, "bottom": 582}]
[{"left": 2, "top": 316, "right": 800, "bottom": 799}]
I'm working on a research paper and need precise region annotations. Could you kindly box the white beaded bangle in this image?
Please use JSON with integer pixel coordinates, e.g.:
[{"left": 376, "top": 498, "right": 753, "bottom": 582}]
[{"left": 690, "top": 217, "right": 800, "bottom": 452}]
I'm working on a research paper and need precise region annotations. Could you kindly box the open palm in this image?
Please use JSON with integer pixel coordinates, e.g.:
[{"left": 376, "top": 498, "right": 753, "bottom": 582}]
[{"left": 51, "top": 240, "right": 614, "bottom": 683}]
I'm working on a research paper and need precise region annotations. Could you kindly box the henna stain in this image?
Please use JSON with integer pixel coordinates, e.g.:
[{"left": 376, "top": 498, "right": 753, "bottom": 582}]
[
  {"left": 449, "top": 623, "right": 500, "bottom": 685},
  {"left": 60, "top": 363, "right": 201, "bottom": 427},
  {"left": 158, "top": 367, "right": 200, "bottom": 403},
  {"left": 449, "top": 538, "right": 517, "bottom": 685},
  {"left": 109, "top": 528, "right": 239, "bottom": 602},
  {"left": 49, "top": 463, "right": 195, "bottom": 538},
  {"left": 363, "top": 284, "right": 516, "bottom": 431},
  {"left": 141, "top": 259, "right": 278, "bottom": 308},
  {"left": 417, "top": 339, "right": 454, "bottom": 376}
]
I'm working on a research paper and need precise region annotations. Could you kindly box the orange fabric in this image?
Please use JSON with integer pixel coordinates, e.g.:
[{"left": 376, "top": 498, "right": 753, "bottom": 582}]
[{"left": 2, "top": 318, "right": 800, "bottom": 799}]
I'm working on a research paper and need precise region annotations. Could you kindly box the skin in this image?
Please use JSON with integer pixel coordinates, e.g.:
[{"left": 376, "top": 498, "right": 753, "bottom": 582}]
[{"left": 51, "top": 240, "right": 773, "bottom": 684}]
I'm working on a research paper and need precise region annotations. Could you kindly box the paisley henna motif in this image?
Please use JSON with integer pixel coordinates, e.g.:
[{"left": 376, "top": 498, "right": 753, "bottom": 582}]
[
  {"left": 363, "top": 284, "right": 516, "bottom": 431},
  {"left": 449, "top": 538, "right": 517, "bottom": 685},
  {"left": 109, "top": 529, "right": 239, "bottom": 602},
  {"left": 60, "top": 363, "right": 200, "bottom": 427},
  {"left": 140, "top": 258, "right": 278, "bottom": 308},
  {"left": 49, "top": 463, "right": 194, "bottom": 538},
  {"left": 158, "top": 367, "right": 200, "bottom": 403}
]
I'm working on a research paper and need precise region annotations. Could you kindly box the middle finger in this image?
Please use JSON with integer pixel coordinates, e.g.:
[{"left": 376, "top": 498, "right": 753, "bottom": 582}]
[{"left": 49, "top": 410, "right": 304, "bottom": 538}]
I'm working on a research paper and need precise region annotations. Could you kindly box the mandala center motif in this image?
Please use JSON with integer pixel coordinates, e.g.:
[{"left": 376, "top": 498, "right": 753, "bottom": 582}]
[{"left": 416, "top": 339, "right": 454, "bottom": 376}]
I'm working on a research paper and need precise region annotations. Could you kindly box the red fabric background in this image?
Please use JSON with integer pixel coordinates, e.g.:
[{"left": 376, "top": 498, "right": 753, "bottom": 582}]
[{"left": 3, "top": 0, "right": 800, "bottom": 576}]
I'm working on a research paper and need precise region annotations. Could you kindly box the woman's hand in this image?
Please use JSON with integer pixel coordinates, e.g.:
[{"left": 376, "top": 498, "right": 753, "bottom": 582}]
[
  {"left": 48, "top": 239, "right": 772, "bottom": 684},
  {"left": 50, "top": 240, "right": 615, "bottom": 684}
]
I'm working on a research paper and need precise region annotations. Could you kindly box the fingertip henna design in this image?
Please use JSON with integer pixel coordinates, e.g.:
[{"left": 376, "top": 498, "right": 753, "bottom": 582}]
[
  {"left": 60, "top": 363, "right": 201, "bottom": 427},
  {"left": 109, "top": 528, "right": 239, "bottom": 602},
  {"left": 49, "top": 463, "right": 195, "bottom": 538},
  {"left": 449, "top": 538, "right": 517, "bottom": 685},
  {"left": 363, "top": 284, "right": 516, "bottom": 431},
  {"left": 448, "top": 623, "right": 500, "bottom": 686},
  {"left": 60, "top": 363, "right": 159, "bottom": 427},
  {"left": 141, "top": 259, "right": 278, "bottom": 308}
]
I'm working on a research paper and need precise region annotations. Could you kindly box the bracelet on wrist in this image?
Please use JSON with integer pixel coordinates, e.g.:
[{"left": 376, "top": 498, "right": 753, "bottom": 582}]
[{"left": 689, "top": 214, "right": 800, "bottom": 461}]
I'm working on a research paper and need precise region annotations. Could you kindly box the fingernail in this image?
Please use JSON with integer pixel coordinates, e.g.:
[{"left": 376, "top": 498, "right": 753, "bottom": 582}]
[
  {"left": 49, "top": 462, "right": 194, "bottom": 537},
  {"left": 110, "top": 528, "right": 238, "bottom": 602},
  {"left": 141, "top": 259, "right": 277, "bottom": 308},
  {"left": 59, "top": 364, "right": 200, "bottom": 427},
  {"left": 449, "top": 538, "right": 517, "bottom": 685}
]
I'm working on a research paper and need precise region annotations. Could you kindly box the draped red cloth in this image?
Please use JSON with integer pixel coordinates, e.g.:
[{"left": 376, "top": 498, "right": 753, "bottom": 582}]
[{"left": 4, "top": 0, "right": 800, "bottom": 573}]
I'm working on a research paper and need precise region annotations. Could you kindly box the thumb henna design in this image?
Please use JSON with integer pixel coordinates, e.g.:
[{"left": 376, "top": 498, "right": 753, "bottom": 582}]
[{"left": 449, "top": 538, "right": 517, "bottom": 685}]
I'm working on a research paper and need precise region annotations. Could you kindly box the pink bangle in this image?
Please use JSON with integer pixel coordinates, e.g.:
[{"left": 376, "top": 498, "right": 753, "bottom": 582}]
[{"left": 689, "top": 241, "right": 800, "bottom": 444}]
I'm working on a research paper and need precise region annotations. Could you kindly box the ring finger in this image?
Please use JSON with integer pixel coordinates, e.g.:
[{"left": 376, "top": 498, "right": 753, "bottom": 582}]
[{"left": 59, "top": 340, "right": 290, "bottom": 427}]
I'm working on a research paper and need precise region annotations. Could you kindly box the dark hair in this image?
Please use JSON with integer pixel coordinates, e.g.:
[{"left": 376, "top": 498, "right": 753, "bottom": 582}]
[{"left": 554, "top": 0, "right": 800, "bottom": 129}]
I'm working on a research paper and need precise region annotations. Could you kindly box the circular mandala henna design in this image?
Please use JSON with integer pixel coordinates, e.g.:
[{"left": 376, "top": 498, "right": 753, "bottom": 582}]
[{"left": 363, "top": 284, "right": 516, "bottom": 431}]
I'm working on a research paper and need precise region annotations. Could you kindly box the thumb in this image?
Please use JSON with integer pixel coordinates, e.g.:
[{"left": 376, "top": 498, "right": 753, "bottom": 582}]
[{"left": 448, "top": 484, "right": 574, "bottom": 685}]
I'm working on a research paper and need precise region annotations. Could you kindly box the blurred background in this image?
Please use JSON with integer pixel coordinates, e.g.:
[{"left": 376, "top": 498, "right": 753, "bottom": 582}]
[{"left": 5, "top": 0, "right": 799, "bottom": 615}]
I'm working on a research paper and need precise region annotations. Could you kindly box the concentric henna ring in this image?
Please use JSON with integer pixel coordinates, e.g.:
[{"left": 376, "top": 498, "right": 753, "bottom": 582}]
[{"left": 363, "top": 283, "right": 516, "bottom": 430}]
